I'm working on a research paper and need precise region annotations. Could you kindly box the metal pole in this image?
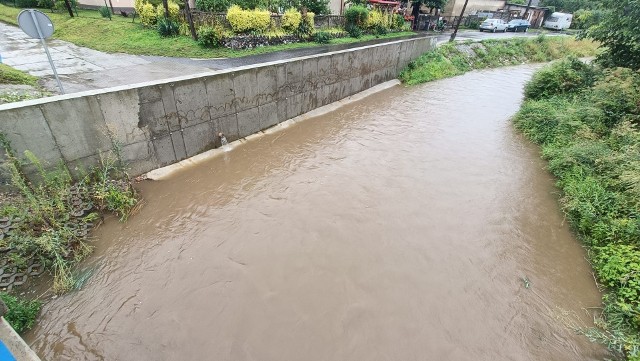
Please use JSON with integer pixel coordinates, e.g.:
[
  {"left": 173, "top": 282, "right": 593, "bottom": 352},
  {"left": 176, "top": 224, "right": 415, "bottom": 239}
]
[
  {"left": 449, "top": 0, "right": 469, "bottom": 42},
  {"left": 523, "top": 0, "right": 533, "bottom": 20},
  {"left": 29, "top": 10, "right": 65, "bottom": 94}
]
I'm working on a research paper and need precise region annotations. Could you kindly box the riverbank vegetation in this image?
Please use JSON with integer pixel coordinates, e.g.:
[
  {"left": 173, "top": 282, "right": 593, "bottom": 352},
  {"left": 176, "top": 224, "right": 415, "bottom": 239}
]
[
  {"left": 515, "top": 57, "right": 640, "bottom": 361},
  {"left": 399, "top": 36, "right": 598, "bottom": 85},
  {"left": 0, "top": 293, "right": 41, "bottom": 334},
  {"left": 513, "top": 0, "right": 640, "bottom": 357},
  {"left": 0, "top": 136, "right": 139, "bottom": 332}
]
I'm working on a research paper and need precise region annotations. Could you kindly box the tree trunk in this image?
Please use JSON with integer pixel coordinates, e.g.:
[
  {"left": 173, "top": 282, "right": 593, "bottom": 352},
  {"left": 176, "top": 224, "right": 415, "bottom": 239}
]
[
  {"left": 184, "top": 0, "right": 198, "bottom": 40},
  {"left": 163, "top": 0, "right": 170, "bottom": 18},
  {"left": 108, "top": 0, "right": 114, "bottom": 13},
  {"left": 63, "top": 0, "right": 74, "bottom": 17},
  {"left": 449, "top": 0, "right": 469, "bottom": 42},
  {"left": 523, "top": 0, "right": 534, "bottom": 20},
  {"left": 411, "top": 2, "right": 420, "bottom": 30}
]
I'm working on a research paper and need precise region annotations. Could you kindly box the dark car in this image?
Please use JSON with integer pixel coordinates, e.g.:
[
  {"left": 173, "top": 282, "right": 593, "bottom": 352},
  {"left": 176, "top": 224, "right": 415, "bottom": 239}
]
[{"left": 506, "top": 19, "right": 531, "bottom": 32}]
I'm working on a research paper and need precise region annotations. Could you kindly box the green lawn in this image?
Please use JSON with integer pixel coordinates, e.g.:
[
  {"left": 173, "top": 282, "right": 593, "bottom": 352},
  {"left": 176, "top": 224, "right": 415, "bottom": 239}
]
[{"left": 0, "top": 4, "right": 415, "bottom": 58}]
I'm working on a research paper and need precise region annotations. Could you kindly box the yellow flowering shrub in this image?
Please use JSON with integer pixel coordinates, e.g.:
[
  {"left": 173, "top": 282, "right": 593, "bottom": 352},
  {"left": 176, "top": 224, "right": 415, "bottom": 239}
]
[
  {"left": 155, "top": 1, "right": 180, "bottom": 20},
  {"left": 134, "top": 0, "right": 144, "bottom": 15},
  {"left": 227, "top": 5, "right": 270, "bottom": 34},
  {"left": 282, "top": 8, "right": 302, "bottom": 33},
  {"left": 305, "top": 11, "right": 314, "bottom": 29},
  {"left": 253, "top": 8, "right": 271, "bottom": 32},
  {"left": 365, "top": 10, "right": 384, "bottom": 29},
  {"left": 139, "top": 2, "right": 157, "bottom": 26}
]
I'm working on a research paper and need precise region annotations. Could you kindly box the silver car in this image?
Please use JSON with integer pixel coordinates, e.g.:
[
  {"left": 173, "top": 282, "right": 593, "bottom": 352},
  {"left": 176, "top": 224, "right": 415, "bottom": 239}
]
[{"left": 479, "top": 19, "right": 507, "bottom": 33}]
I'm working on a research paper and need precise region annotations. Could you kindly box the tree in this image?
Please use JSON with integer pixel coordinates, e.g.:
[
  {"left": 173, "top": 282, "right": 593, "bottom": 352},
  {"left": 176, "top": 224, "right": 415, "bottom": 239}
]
[
  {"left": 410, "top": 0, "right": 447, "bottom": 28},
  {"left": 449, "top": 0, "right": 467, "bottom": 41},
  {"left": 583, "top": 0, "right": 640, "bottom": 69},
  {"left": 300, "top": 0, "right": 330, "bottom": 14},
  {"left": 423, "top": 0, "right": 446, "bottom": 14},
  {"left": 539, "top": 0, "right": 598, "bottom": 13}
]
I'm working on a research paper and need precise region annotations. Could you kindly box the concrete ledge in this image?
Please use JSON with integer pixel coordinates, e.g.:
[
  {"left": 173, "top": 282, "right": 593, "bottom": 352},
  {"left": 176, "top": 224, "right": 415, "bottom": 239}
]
[
  {"left": 0, "top": 318, "right": 41, "bottom": 361},
  {"left": 147, "top": 79, "right": 401, "bottom": 180}
]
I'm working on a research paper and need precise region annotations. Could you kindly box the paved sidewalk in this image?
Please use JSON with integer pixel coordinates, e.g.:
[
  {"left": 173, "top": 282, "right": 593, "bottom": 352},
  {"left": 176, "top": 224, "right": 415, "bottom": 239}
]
[{"left": 0, "top": 22, "right": 211, "bottom": 93}]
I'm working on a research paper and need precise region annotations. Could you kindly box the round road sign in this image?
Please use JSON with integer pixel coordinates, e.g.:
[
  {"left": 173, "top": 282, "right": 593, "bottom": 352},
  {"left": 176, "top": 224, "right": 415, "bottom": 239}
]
[{"left": 17, "top": 9, "right": 54, "bottom": 39}]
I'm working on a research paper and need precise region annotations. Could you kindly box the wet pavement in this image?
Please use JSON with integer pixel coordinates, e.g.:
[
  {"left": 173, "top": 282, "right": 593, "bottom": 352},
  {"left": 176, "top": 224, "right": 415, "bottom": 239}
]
[{"left": 0, "top": 22, "right": 210, "bottom": 93}]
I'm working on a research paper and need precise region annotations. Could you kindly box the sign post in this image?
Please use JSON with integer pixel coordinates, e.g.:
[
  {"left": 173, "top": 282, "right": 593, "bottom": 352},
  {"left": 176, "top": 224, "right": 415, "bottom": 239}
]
[{"left": 17, "top": 9, "right": 65, "bottom": 94}]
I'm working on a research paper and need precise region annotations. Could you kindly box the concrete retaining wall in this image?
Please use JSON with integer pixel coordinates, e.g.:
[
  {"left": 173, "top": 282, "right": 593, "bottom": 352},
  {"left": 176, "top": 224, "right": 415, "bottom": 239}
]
[{"left": 0, "top": 37, "right": 436, "bottom": 177}]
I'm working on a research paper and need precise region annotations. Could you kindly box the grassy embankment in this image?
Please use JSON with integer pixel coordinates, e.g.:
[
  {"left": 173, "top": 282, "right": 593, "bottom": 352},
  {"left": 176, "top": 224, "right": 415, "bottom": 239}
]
[
  {"left": 0, "top": 63, "right": 48, "bottom": 103},
  {"left": 0, "top": 64, "right": 37, "bottom": 86},
  {"left": 514, "top": 59, "right": 640, "bottom": 360},
  {"left": 0, "top": 4, "right": 414, "bottom": 58},
  {"left": 399, "top": 35, "right": 599, "bottom": 85}
]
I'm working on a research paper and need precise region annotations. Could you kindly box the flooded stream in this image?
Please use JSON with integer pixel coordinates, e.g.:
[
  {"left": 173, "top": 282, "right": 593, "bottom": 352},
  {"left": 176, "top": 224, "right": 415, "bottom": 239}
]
[{"left": 26, "top": 65, "right": 608, "bottom": 360}]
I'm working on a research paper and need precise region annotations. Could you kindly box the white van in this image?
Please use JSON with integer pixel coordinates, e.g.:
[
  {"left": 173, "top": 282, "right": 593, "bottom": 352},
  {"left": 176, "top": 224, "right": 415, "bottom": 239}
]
[{"left": 543, "top": 12, "right": 573, "bottom": 30}]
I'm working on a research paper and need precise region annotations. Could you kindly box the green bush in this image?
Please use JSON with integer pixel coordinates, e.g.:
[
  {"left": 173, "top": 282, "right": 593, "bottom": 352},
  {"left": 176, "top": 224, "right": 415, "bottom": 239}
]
[
  {"left": 391, "top": 14, "right": 405, "bottom": 30},
  {"left": 0, "top": 293, "right": 41, "bottom": 334},
  {"left": 524, "top": 57, "right": 598, "bottom": 100},
  {"left": 98, "top": 6, "right": 111, "bottom": 19},
  {"left": 36, "top": 0, "right": 55, "bottom": 8},
  {"left": 375, "top": 23, "right": 387, "bottom": 35},
  {"left": 313, "top": 31, "right": 331, "bottom": 44},
  {"left": 344, "top": 5, "right": 368, "bottom": 29},
  {"left": 197, "top": 26, "right": 224, "bottom": 48},
  {"left": 281, "top": 8, "right": 302, "bottom": 33},
  {"left": 345, "top": 23, "right": 362, "bottom": 38},
  {"left": 593, "top": 245, "right": 640, "bottom": 318},
  {"left": 589, "top": 68, "right": 640, "bottom": 128},
  {"left": 157, "top": 17, "right": 179, "bottom": 37},
  {"left": 16, "top": 0, "right": 38, "bottom": 7},
  {"left": 195, "top": 0, "right": 230, "bottom": 12}
]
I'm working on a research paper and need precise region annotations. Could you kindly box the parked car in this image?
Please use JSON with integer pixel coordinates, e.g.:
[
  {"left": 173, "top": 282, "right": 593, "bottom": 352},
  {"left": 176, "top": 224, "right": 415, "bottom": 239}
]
[
  {"left": 479, "top": 19, "right": 507, "bottom": 33},
  {"left": 506, "top": 19, "right": 530, "bottom": 32}
]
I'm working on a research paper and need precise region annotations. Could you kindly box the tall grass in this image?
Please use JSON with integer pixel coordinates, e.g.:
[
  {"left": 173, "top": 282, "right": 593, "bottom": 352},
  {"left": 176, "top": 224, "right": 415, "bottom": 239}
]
[
  {"left": 514, "top": 60, "right": 640, "bottom": 360},
  {"left": 0, "top": 133, "right": 139, "bottom": 293},
  {"left": 400, "top": 36, "right": 599, "bottom": 85}
]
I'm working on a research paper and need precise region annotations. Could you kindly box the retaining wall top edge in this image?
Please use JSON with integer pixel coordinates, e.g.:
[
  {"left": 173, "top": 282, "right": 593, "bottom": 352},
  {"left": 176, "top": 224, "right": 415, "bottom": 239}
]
[{"left": 0, "top": 35, "right": 436, "bottom": 112}]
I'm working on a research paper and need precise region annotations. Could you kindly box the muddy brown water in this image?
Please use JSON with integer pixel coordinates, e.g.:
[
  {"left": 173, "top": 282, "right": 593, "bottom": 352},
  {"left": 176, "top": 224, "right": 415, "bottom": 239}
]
[{"left": 25, "top": 65, "right": 608, "bottom": 361}]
